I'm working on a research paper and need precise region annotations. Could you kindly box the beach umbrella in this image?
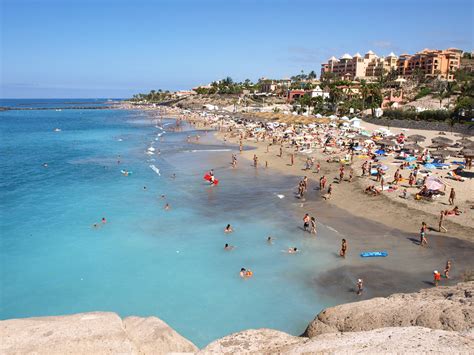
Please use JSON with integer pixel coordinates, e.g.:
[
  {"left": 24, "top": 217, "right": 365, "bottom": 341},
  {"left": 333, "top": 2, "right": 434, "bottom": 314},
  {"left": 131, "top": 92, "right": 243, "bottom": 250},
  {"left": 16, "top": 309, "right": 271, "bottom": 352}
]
[
  {"left": 461, "top": 149, "right": 474, "bottom": 157},
  {"left": 431, "top": 149, "right": 452, "bottom": 158},
  {"left": 425, "top": 178, "right": 443, "bottom": 191},
  {"left": 424, "top": 163, "right": 436, "bottom": 170},
  {"left": 403, "top": 143, "right": 423, "bottom": 151},
  {"left": 428, "top": 142, "right": 449, "bottom": 149},
  {"left": 377, "top": 139, "right": 395, "bottom": 146},
  {"left": 432, "top": 136, "right": 453, "bottom": 144},
  {"left": 406, "top": 134, "right": 426, "bottom": 142}
]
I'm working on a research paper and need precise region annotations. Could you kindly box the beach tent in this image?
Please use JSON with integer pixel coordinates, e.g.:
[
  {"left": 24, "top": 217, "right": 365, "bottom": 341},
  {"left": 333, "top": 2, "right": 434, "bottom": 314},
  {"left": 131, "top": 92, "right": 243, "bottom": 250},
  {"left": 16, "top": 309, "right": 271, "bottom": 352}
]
[
  {"left": 329, "top": 114, "right": 338, "bottom": 120},
  {"left": 375, "top": 149, "right": 385, "bottom": 155},
  {"left": 341, "top": 116, "right": 350, "bottom": 121},
  {"left": 315, "top": 113, "right": 323, "bottom": 118},
  {"left": 350, "top": 117, "right": 362, "bottom": 128}
]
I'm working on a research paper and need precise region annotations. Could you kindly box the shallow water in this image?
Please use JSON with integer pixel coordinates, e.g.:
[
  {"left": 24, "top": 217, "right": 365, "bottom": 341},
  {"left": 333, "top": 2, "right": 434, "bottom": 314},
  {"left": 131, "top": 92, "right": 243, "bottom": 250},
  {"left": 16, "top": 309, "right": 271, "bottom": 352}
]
[{"left": 0, "top": 101, "right": 348, "bottom": 347}]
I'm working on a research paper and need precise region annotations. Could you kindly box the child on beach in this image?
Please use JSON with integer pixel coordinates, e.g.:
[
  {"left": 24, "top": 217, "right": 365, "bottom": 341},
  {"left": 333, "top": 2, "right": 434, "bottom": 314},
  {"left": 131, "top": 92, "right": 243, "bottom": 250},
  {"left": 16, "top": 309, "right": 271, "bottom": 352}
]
[
  {"left": 420, "top": 222, "right": 428, "bottom": 246},
  {"left": 433, "top": 270, "right": 441, "bottom": 286}
]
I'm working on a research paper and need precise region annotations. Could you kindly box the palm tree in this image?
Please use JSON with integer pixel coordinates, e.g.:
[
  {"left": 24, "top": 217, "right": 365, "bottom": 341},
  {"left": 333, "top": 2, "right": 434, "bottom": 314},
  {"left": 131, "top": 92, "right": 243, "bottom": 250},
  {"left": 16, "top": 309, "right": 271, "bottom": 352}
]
[
  {"left": 329, "top": 86, "right": 344, "bottom": 114},
  {"left": 360, "top": 80, "right": 369, "bottom": 112}
]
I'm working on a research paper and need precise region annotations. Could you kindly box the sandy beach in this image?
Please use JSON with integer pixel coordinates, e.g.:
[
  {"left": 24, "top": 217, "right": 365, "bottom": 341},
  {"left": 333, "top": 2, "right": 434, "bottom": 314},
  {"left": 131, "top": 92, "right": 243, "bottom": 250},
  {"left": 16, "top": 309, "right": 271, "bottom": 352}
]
[{"left": 128, "top": 103, "right": 474, "bottom": 297}]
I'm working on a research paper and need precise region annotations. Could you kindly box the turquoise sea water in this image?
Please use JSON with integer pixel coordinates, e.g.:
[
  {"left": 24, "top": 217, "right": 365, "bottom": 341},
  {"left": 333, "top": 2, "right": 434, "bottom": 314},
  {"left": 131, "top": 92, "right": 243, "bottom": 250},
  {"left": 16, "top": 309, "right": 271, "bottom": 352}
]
[{"left": 0, "top": 100, "right": 342, "bottom": 347}]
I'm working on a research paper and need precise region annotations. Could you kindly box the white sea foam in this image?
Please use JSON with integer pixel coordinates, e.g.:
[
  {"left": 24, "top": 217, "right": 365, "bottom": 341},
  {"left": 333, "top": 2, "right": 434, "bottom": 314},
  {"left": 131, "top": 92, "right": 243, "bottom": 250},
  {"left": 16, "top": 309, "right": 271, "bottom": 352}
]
[
  {"left": 149, "top": 164, "right": 161, "bottom": 176},
  {"left": 185, "top": 149, "right": 232, "bottom": 153},
  {"left": 276, "top": 194, "right": 285, "bottom": 199}
]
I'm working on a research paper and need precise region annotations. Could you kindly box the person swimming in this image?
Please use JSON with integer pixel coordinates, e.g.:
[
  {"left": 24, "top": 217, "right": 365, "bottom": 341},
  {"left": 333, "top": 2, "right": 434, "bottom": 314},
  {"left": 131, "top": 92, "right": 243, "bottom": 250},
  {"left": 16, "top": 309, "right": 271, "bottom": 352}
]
[
  {"left": 288, "top": 247, "right": 298, "bottom": 254},
  {"left": 240, "top": 268, "right": 253, "bottom": 278},
  {"left": 224, "top": 224, "right": 233, "bottom": 233},
  {"left": 224, "top": 243, "right": 235, "bottom": 251},
  {"left": 266, "top": 236, "right": 273, "bottom": 244},
  {"left": 101, "top": 217, "right": 107, "bottom": 224},
  {"left": 164, "top": 203, "right": 170, "bottom": 210}
]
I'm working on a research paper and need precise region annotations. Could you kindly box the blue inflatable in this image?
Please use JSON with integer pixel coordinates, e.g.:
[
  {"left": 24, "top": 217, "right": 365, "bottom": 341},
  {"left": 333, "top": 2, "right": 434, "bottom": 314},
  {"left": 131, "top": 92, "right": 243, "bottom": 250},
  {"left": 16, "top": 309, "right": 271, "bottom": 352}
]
[{"left": 360, "top": 251, "right": 388, "bottom": 257}]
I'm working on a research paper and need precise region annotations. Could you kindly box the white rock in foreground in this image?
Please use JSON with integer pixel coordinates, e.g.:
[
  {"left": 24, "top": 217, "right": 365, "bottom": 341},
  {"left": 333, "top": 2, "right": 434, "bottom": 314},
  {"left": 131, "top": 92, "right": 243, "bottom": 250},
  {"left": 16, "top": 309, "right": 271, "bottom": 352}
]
[{"left": 0, "top": 312, "right": 197, "bottom": 354}]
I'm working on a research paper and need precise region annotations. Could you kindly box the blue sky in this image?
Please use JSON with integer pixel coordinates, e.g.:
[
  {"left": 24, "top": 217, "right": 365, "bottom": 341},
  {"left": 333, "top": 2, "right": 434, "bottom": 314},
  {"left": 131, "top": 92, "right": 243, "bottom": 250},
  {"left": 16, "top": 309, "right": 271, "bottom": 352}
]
[{"left": 1, "top": 0, "right": 473, "bottom": 98}]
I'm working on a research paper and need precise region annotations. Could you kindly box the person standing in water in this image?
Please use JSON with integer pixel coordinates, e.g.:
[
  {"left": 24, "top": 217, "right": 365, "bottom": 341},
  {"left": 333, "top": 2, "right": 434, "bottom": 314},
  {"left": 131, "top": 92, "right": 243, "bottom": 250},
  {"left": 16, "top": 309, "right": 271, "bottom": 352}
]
[
  {"left": 433, "top": 270, "right": 441, "bottom": 286},
  {"left": 310, "top": 217, "right": 317, "bottom": 235},
  {"left": 356, "top": 279, "right": 363, "bottom": 295},
  {"left": 303, "top": 214, "right": 310, "bottom": 232},
  {"left": 340, "top": 239, "right": 347, "bottom": 257},
  {"left": 420, "top": 221, "right": 428, "bottom": 247},
  {"left": 444, "top": 260, "right": 452, "bottom": 279}
]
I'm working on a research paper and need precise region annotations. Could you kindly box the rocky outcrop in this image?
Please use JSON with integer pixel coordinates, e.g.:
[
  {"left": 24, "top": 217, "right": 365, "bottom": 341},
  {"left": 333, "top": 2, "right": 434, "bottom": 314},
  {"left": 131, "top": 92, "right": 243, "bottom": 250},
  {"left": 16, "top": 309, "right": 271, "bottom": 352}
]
[
  {"left": 0, "top": 312, "right": 197, "bottom": 354},
  {"left": 199, "top": 329, "right": 302, "bottom": 353},
  {"left": 200, "top": 327, "right": 474, "bottom": 354},
  {"left": 305, "top": 281, "right": 474, "bottom": 337}
]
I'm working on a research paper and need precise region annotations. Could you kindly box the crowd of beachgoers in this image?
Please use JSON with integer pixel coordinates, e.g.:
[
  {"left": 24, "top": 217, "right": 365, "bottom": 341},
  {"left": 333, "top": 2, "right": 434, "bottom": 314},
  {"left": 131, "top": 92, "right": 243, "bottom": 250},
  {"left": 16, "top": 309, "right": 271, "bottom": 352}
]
[{"left": 120, "top": 102, "right": 473, "bottom": 291}]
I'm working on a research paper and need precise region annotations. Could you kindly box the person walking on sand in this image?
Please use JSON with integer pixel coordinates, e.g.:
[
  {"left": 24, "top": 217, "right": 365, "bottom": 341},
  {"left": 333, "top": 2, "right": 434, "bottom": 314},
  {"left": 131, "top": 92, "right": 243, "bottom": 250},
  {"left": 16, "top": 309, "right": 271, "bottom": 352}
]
[
  {"left": 340, "top": 239, "right": 347, "bottom": 258},
  {"left": 356, "top": 279, "right": 363, "bottom": 295},
  {"left": 253, "top": 154, "right": 258, "bottom": 168},
  {"left": 290, "top": 153, "right": 294, "bottom": 166},
  {"left": 438, "top": 210, "right": 448, "bottom": 232},
  {"left": 279, "top": 145, "right": 283, "bottom": 157},
  {"left": 420, "top": 221, "right": 428, "bottom": 247},
  {"left": 315, "top": 161, "right": 321, "bottom": 173},
  {"left": 444, "top": 260, "right": 452, "bottom": 279},
  {"left": 339, "top": 165, "right": 345, "bottom": 182},
  {"left": 361, "top": 161, "right": 368, "bottom": 176},
  {"left": 448, "top": 188, "right": 455, "bottom": 205},
  {"left": 349, "top": 168, "right": 354, "bottom": 183},
  {"left": 323, "top": 184, "right": 333, "bottom": 200}
]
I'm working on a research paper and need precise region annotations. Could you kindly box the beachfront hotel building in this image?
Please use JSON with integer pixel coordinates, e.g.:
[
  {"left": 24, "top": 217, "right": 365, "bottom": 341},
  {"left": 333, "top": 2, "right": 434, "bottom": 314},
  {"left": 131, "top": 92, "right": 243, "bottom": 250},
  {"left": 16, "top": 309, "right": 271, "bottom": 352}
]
[
  {"left": 396, "top": 48, "right": 462, "bottom": 80},
  {"left": 321, "top": 51, "right": 398, "bottom": 81},
  {"left": 321, "top": 48, "right": 462, "bottom": 81}
]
